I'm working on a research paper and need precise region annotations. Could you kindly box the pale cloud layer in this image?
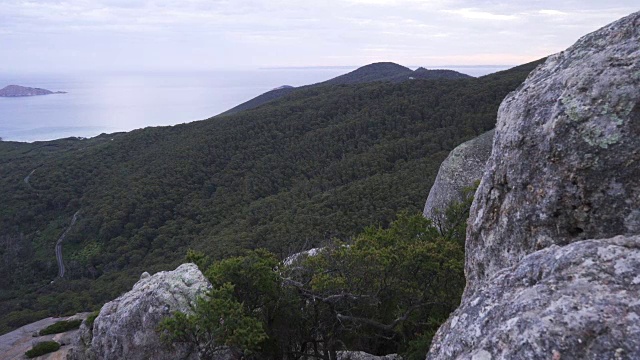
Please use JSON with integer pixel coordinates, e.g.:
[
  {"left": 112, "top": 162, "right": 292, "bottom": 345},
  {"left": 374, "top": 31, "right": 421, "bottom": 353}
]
[{"left": 0, "top": 0, "right": 637, "bottom": 72}]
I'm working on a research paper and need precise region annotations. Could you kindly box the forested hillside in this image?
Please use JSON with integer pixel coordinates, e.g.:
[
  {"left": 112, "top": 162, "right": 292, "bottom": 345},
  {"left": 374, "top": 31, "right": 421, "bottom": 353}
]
[{"left": 0, "top": 59, "right": 543, "bottom": 334}]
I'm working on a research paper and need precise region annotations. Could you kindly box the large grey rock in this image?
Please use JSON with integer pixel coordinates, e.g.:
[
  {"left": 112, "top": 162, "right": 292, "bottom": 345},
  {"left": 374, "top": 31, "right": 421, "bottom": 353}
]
[
  {"left": 427, "top": 11, "right": 640, "bottom": 360},
  {"left": 70, "top": 319, "right": 93, "bottom": 360},
  {"left": 465, "top": 11, "right": 640, "bottom": 292},
  {"left": 427, "top": 236, "right": 640, "bottom": 359},
  {"left": 82, "top": 263, "right": 210, "bottom": 360},
  {"left": 423, "top": 130, "right": 494, "bottom": 220}
]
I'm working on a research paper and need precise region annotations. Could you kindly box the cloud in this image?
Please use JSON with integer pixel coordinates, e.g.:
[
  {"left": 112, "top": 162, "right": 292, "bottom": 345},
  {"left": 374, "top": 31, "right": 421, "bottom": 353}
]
[
  {"left": 339, "top": 0, "right": 450, "bottom": 6},
  {"left": 0, "top": 0, "right": 638, "bottom": 71},
  {"left": 443, "top": 8, "right": 519, "bottom": 21},
  {"left": 538, "top": 9, "right": 568, "bottom": 16}
]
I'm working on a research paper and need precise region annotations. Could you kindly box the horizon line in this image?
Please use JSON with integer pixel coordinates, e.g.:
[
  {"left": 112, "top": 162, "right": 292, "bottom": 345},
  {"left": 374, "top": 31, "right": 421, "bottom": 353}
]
[{"left": 260, "top": 64, "right": 516, "bottom": 70}]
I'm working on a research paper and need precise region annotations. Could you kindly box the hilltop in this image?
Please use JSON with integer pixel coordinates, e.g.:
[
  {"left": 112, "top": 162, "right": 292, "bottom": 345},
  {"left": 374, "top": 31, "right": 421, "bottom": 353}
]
[
  {"left": 320, "top": 62, "right": 414, "bottom": 85},
  {"left": 219, "top": 62, "right": 472, "bottom": 115},
  {"left": 321, "top": 62, "right": 472, "bottom": 85}
]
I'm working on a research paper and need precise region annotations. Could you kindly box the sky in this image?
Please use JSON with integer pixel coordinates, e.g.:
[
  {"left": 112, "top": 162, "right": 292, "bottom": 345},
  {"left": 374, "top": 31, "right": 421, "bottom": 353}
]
[{"left": 0, "top": 0, "right": 637, "bottom": 73}]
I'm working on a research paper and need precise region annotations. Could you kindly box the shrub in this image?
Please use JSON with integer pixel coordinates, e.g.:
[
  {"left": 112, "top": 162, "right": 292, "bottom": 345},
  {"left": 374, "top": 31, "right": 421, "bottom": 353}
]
[
  {"left": 25, "top": 341, "right": 60, "bottom": 358},
  {"left": 158, "top": 283, "right": 267, "bottom": 360},
  {"left": 85, "top": 310, "right": 100, "bottom": 329},
  {"left": 161, "top": 191, "right": 475, "bottom": 360},
  {"left": 39, "top": 319, "right": 82, "bottom": 335}
]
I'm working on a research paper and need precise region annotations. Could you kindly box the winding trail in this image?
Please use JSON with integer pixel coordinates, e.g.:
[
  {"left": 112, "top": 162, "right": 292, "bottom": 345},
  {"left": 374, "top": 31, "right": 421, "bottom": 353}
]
[
  {"left": 56, "top": 211, "right": 80, "bottom": 278},
  {"left": 23, "top": 168, "right": 81, "bottom": 280},
  {"left": 23, "top": 169, "right": 36, "bottom": 190}
]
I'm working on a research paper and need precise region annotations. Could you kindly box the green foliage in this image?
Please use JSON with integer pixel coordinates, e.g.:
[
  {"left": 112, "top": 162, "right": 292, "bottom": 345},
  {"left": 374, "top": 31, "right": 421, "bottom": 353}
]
[
  {"left": 185, "top": 249, "right": 210, "bottom": 270},
  {"left": 85, "top": 310, "right": 100, "bottom": 329},
  {"left": 39, "top": 319, "right": 82, "bottom": 335},
  {"left": 403, "top": 331, "right": 437, "bottom": 360},
  {"left": 25, "top": 341, "right": 61, "bottom": 358},
  {"left": 431, "top": 182, "right": 477, "bottom": 244},
  {"left": 70, "top": 242, "right": 102, "bottom": 265},
  {"left": 298, "top": 211, "right": 465, "bottom": 358},
  {"left": 204, "top": 249, "right": 306, "bottom": 359},
  {"left": 158, "top": 283, "right": 267, "bottom": 359},
  {"left": 1, "top": 309, "right": 49, "bottom": 332},
  {"left": 206, "top": 249, "right": 281, "bottom": 312},
  {"left": 0, "top": 59, "right": 543, "bottom": 335},
  {"left": 163, "top": 191, "right": 472, "bottom": 359}
]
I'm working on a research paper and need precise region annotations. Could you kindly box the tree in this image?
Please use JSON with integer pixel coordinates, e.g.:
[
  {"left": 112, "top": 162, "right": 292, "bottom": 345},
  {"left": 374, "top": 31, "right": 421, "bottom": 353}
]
[
  {"left": 205, "top": 249, "right": 310, "bottom": 360},
  {"left": 430, "top": 182, "right": 477, "bottom": 244},
  {"left": 162, "top": 191, "right": 474, "bottom": 360},
  {"left": 158, "top": 283, "right": 267, "bottom": 360},
  {"left": 284, "top": 211, "right": 465, "bottom": 359}
]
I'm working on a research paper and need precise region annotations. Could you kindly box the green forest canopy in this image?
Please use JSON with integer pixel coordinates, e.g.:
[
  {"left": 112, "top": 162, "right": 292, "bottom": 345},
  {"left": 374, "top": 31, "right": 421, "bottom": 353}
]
[
  {"left": 0, "top": 59, "right": 543, "bottom": 334},
  {"left": 160, "top": 187, "right": 474, "bottom": 360}
]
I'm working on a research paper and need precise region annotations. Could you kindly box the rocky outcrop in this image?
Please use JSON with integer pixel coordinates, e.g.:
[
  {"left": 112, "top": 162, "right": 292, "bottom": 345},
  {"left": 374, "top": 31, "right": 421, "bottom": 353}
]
[
  {"left": 0, "top": 313, "right": 89, "bottom": 360},
  {"left": 423, "top": 130, "right": 494, "bottom": 220},
  {"left": 464, "top": 11, "right": 640, "bottom": 293},
  {"left": 71, "top": 319, "right": 93, "bottom": 358},
  {"left": 427, "top": 11, "right": 640, "bottom": 359},
  {"left": 283, "top": 247, "right": 324, "bottom": 266},
  {"left": 428, "top": 236, "right": 640, "bottom": 359},
  {"left": 0, "top": 85, "right": 66, "bottom": 97},
  {"left": 337, "top": 351, "right": 401, "bottom": 360},
  {"left": 74, "top": 263, "right": 210, "bottom": 360}
]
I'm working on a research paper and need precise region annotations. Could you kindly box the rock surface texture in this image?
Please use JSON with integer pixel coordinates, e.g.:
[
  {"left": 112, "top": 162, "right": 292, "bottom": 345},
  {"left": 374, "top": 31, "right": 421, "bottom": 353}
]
[
  {"left": 422, "top": 129, "right": 494, "bottom": 220},
  {"left": 0, "top": 313, "right": 89, "bottom": 360},
  {"left": 77, "top": 263, "right": 210, "bottom": 360},
  {"left": 428, "top": 11, "right": 640, "bottom": 360},
  {"left": 428, "top": 236, "right": 640, "bottom": 359},
  {"left": 337, "top": 351, "right": 401, "bottom": 360}
]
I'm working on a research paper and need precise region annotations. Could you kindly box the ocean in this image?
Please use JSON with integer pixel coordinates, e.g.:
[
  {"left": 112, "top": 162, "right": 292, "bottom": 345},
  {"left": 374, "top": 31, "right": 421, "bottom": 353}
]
[{"left": 0, "top": 66, "right": 507, "bottom": 142}]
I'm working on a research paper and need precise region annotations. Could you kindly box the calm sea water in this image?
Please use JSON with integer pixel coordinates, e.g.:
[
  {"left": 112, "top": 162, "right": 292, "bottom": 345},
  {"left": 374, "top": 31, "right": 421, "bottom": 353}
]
[{"left": 0, "top": 66, "right": 507, "bottom": 142}]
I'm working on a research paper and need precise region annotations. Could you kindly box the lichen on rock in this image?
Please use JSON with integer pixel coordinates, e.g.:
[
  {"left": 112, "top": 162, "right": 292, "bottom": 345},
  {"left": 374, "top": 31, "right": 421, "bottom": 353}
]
[
  {"left": 428, "top": 236, "right": 640, "bottom": 359},
  {"left": 465, "top": 10, "right": 640, "bottom": 292},
  {"left": 427, "top": 10, "right": 640, "bottom": 360}
]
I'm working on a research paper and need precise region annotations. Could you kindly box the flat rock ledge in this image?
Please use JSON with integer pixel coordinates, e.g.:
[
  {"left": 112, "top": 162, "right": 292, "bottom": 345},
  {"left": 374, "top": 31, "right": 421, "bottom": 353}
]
[
  {"left": 427, "top": 235, "right": 640, "bottom": 359},
  {"left": 0, "top": 313, "right": 89, "bottom": 360}
]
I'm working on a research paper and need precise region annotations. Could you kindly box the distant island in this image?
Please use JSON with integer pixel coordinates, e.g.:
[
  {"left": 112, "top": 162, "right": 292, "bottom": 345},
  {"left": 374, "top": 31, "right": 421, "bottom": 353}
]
[{"left": 0, "top": 85, "right": 67, "bottom": 97}]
